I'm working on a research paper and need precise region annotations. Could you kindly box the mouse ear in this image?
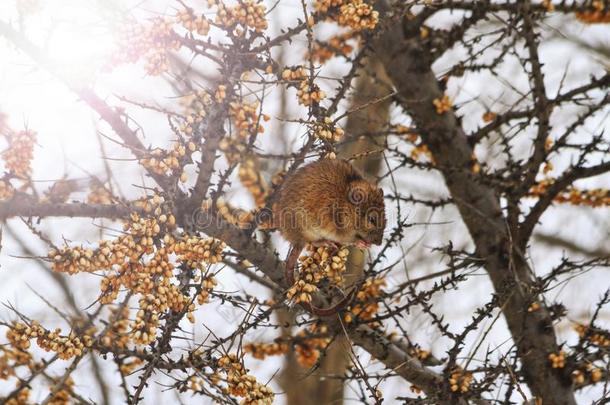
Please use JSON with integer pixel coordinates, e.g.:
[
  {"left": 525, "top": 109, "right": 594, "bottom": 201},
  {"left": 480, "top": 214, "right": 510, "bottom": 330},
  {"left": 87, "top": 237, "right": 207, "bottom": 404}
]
[{"left": 347, "top": 182, "right": 366, "bottom": 205}]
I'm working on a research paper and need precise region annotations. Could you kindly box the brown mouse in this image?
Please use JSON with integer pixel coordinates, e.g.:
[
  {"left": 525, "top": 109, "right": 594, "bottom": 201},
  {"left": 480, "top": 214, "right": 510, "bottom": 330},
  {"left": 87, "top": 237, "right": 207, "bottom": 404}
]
[{"left": 273, "top": 158, "right": 386, "bottom": 316}]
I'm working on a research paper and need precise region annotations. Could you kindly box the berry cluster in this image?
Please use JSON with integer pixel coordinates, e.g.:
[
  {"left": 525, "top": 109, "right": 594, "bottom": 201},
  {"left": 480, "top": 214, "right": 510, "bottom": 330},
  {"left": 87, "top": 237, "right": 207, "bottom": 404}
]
[
  {"left": 281, "top": 66, "right": 306, "bottom": 81},
  {"left": 176, "top": 8, "right": 211, "bottom": 36},
  {"left": 297, "top": 79, "right": 326, "bottom": 107},
  {"left": 215, "top": 84, "right": 228, "bottom": 102},
  {"left": 173, "top": 236, "right": 225, "bottom": 267},
  {"left": 180, "top": 90, "right": 212, "bottom": 133},
  {"left": 87, "top": 181, "right": 114, "bottom": 205},
  {"left": 212, "top": 0, "right": 269, "bottom": 35},
  {"left": 7, "top": 322, "right": 93, "bottom": 361},
  {"left": 2, "top": 129, "right": 35, "bottom": 178},
  {"left": 448, "top": 368, "right": 473, "bottom": 393},
  {"left": 410, "top": 346, "right": 432, "bottom": 362},
  {"left": 217, "top": 354, "right": 274, "bottom": 404},
  {"left": 482, "top": 111, "right": 497, "bottom": 123},
  {"left": 310, "top": 33, "right": 356, "bottom": 64},
  {"left": 393, "top": 124, "right": 419, "bottom": 142},
  {"left": 571, "top": 364, "right": 603, "bottom": 386},
  {"left": 238, "top": 156, "right": 268, "bottom": 207},
  {"left": 48, "top": 205, "right": 225, "bottom": 346},
  {"left": 213, "top": 198, "right": 254, "bottom": 229},
  {"left": 140, "top": 143, "right": 187, "bottom": 177},
  {"left": 410, "top": 143, "right": 434, "bottom": 163},
  {"left": 576, "top": 1, "right": 610, "bottom": 23},
  {"left": 337, "top": 0, "right": 379, "bottom": 31},
  {"left": 0, "top": 180, "right": 14, "bottom": 200},
  {"left": 243, "top": 322, "right": 336, "bottom": 369},
  {"left": 312, "top": 117, "right": 345, "bottom": 143},
  {"left": 196, "top": 276, "right": 218, "bottom": 305},
  {"left": 294, "top": 323, "right": 331, "bottom": 368},
  {"left": 575, "top": 323, "right": 610, "bottom": 347},
  {"left": 433, "top": 94, "right": 452, "bottom": 114},
  {"left": 282, "top": 66, "right": 326, "bottom": 106},
  {"left": 100, "top": 307, "right": 130, "bottom": 349},
  {"left": 548, "top": 350, "right": 566, "bottom": 368},
  {"left": 111, "top": 17, "right": 180, "bottom": 75},
  {"left": 219, "top": 137, "right": 247, "bottom": 164},
  {"left": 344, "top": 277, "right": 386, "bottom": 324},
  {"left": 286, "top": 246, "right": 348, "bottom": 305},
  {"left": 313, "top": 0, "right": 344, "bottom": 13},
  {"left": 4, "top": 388, "right": 30, "bottom": 405},
  {"left": 529, "top": 179, "right": 610, "bottom": 207},
  {"left": 243, "top": 341, "right": 289, "bottom": 360},
  {"left": 49, "top": 212, "right": 171, "bottom": 275},
  {"left": 229, "top": 101, "right": 268, "bottom": 139}
]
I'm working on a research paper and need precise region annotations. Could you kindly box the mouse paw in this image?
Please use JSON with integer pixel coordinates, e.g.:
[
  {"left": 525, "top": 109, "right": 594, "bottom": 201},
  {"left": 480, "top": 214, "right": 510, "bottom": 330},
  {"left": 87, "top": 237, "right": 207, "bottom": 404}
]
[
  {"left": 312, "top": 239, "right": 342, "bottom": 253},
  {"left": 354, "top": 239, "right": 371, "bottom": 249}
]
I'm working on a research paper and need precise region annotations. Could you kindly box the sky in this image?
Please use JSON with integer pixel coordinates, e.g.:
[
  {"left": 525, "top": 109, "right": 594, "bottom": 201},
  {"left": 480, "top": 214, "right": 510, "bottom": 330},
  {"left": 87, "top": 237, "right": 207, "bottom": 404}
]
[{"left": 0, "top": 0, "right": 609, "bottom": 403}]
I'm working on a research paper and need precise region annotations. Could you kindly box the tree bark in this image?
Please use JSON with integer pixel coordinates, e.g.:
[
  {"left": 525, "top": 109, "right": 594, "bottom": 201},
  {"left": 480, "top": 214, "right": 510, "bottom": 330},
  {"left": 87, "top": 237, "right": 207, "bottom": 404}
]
[
  {"left": 279, "top": 57, "right": 392, "bottom": 405},
  {"left": 372, "top": 5, "right": 576, "bottom": 404}
]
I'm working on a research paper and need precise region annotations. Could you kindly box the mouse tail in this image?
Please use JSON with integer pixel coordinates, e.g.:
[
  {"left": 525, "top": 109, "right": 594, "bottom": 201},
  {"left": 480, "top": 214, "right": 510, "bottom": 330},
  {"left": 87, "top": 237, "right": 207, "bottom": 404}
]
[{"left": 284, "top": 243, "right": 303, "bottom": 286}]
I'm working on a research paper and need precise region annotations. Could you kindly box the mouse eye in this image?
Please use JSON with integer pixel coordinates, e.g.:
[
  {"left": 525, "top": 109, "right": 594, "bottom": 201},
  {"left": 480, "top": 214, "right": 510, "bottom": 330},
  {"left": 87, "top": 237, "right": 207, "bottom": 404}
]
[{"left": 367, "top": 214, "right": 377, "bottom": 226}]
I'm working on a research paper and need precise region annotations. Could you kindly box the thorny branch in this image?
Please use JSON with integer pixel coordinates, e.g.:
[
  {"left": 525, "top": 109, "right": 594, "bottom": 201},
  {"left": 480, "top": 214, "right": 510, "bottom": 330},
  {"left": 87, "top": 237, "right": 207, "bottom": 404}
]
[{"left": 0, "top": 1, "right": 608, "bottom": 404}]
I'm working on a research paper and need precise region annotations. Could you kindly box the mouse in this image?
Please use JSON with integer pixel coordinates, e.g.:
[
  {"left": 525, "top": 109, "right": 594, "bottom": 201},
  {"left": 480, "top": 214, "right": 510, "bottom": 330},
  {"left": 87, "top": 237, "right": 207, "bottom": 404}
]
[{"left": 272, "top": 158, "right": 386, "bottom": 316}]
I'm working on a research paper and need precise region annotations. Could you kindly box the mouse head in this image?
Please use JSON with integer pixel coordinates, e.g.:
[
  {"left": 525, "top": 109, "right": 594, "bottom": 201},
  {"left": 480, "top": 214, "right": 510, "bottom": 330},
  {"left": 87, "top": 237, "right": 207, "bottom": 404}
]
[{"left": 347, "top": 179, "right": 386, "bottom": 247}]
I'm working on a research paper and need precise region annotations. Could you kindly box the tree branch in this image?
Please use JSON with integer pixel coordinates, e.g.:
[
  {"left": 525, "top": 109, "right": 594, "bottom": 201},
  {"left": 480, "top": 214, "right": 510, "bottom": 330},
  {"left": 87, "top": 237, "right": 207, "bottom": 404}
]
[
  {"left": 0, "top": 20, "right": 174, "bottom": 192},
  {"left": 0, "top": 200, "right": 136, "bottom": 220},
  {"left": 372, "top": 2, "right": 577, "bottom": 403}
]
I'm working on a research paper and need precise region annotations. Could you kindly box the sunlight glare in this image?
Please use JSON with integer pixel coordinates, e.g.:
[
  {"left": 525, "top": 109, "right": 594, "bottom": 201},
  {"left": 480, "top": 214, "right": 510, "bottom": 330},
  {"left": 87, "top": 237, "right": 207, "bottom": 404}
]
[
  {"left": 46, "top": 23, "right": 115, "bottom": 79},
  {"left": 28, "top": 2, "right": 119, "bottom": 84}
]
